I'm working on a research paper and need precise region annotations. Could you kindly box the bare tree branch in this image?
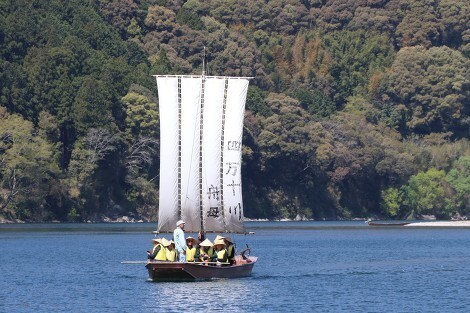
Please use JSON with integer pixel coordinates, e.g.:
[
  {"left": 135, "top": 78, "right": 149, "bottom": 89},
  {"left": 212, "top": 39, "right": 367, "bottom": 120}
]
[
  {"left": 125, "top": 136, "right": 158, "bottom": 171},
  {"left": 85, "top": 128, "right": 117, "bottom": 164}
]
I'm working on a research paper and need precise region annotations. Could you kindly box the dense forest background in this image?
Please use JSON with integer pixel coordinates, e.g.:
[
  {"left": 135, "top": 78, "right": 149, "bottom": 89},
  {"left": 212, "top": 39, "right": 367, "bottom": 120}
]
[{"left": 0, "top": 0, "right": 468, "bottom": 222}]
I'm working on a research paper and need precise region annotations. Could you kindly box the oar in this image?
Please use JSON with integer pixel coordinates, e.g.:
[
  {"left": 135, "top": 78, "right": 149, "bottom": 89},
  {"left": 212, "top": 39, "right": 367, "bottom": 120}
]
[
  {"left": 121, "top": 261, "right": 230, "bottom": 265},
  {"left": 121, "top": 261, "right": 148, "bottom": 264}
]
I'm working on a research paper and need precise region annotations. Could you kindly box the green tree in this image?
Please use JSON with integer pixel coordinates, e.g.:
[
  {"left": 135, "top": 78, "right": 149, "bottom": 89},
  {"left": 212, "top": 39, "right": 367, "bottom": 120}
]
[
  {"left": 380, "top": 187, "right": 403, "bottom": 217},
  {"left": 290, "top": 87, "right": 335, "bottom": 118},
  {"left": 176, "top": 6, "right": 206, "bottom": 30},
  {"left": 72, "top": 77, "right": 113, "bottom": 135},
  {"left": 322, "top": 30, "right": 395, "bottom": 106},
  {"left": 95, "top": 0, "right": 139, "bottom": 38},
  {"left": 446, "top": 156, "right": 470, "bottom": 214},
  {"left": 438, "top": 0, "right": 469, "bottom": 48},
  {"left": 122, "top": 92, "right": 158, "bottom": 138},
  {"left": 66, "top": 128, "right": 118, "bottom": 219},
  {"left": 122, "top": 91, "right": 159, "bottom": 174},
  {"left": 0, "top": 107, "right": 60, "bottom": 220},
  {"left": 23, "top": 45, "right": 82, "bottom": 121},
  {"left": 246, "top": 86, "right": 271, "bottom": 116},
  {"left": 379, "top": 45, "right": 469, "bottom": 137},
  {"left": 402, "top": 168, "right": 449, "bottom": 218},
  {"left": 125, "top": 177, "right": 159, "bottom": 221},
  {"left": 395, "top": 0, "right": 441, "bottom": 48}
]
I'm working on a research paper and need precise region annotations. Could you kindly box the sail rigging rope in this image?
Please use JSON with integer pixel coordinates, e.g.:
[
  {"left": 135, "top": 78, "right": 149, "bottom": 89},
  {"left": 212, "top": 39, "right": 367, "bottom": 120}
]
[
  {"left": 199, "top": 75, "right": 205, "bottom": 231},
  {"left": 220, "top": 78, "right": 229, "bottom": 232}
]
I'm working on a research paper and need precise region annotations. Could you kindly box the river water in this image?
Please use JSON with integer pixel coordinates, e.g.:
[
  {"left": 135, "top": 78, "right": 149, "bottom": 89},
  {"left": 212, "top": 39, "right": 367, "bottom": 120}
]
[{"left": 1, "top": 221, "right": 469, "bottom": 312}]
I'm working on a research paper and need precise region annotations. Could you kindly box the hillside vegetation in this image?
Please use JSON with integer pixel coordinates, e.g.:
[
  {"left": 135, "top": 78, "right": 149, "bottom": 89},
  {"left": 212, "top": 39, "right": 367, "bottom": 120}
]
[{"left": 1, "top": 0, "right": 468, "bottom": 222}]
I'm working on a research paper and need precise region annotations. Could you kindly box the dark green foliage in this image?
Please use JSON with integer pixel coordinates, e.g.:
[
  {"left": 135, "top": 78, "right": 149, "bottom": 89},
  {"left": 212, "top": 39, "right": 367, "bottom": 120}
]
[
  {"left": 0, "top": 0, "right": 468, "bottom": 221},
  {"left": 290, "top": 88, "right": 335, "bottom": 118},
  {"left": 176, "top": 7, "right": 206, "bottom": 30},
  {"left": 246, "top": 86, "right": 271, "bottom": 116},
  {"left": 72, "top": 77, "right": 113, "bottom": 134},
  {"left": 322, "top": 30, "right": 395, "bottom": 106},
  {"left": 378, "top": 46, "right": 469, "bottom": 137}
]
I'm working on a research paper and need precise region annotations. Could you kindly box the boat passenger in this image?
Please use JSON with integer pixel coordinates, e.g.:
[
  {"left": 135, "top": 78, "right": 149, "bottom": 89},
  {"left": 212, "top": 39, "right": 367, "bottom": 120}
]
[
  {"left": 211, "top": 239, "right": 229, "bottom": 265},
  {"left": 185, "top": 236, "right": 200, "bottom": 262},
  {"left": 224, "top": 237, "right": 236, "bottom": 265},
  {"left": 173, "top": 220, "right": 187, "bottom": 262},
  {"left": 215, "top": 235, "right": 235, "bottom": 264},
  {"left": 198, "top": 238, "right": 214, "bottom": 262},
  {"left": 147, "top": 238, "right": 166, "bottom": 261},
  {"left": 163, "top": 238, "right": 177, "bottom": 262},
  {"left": 198, "top": 230, "right": 206, "bottom": 243}
]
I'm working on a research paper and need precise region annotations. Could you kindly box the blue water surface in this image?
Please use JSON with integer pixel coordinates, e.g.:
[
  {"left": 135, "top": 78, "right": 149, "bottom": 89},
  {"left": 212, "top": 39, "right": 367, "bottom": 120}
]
[{"left": 1, "top": 221, "right": 469, "bottom": 312}]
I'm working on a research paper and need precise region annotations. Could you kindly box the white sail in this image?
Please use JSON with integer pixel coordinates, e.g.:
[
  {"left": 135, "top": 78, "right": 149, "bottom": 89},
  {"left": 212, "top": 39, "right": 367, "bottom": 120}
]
[
  {"left": 156, "top": 75, "right": 249, "bottom": 233},
  {"left": 201, "top": 78, "right": 225, "bottom": 232},
  {"left": 156, "top": 77, "right": 179, "bottom": 231},
  {"left": 180, "top": 77, "right": 202, "bottom": 232},
  {"left": 222, "top": 79, "right": 249, "bottom": 233}
]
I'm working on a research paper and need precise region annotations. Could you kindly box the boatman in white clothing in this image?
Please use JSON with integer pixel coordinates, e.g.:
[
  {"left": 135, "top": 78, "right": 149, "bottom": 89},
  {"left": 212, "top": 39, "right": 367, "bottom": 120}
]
[{"left": 173, "top": 220, "right": 187, "bottom": 262}]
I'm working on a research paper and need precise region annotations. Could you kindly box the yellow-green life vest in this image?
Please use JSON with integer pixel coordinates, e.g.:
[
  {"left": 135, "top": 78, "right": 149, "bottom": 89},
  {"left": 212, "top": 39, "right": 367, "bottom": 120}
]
[
  {"left": 186, "top": 246, "right": 197, "bottom": 262},
  {"left": 200, "top": 246, "right": 214, "bottom": 260},
  {"left": 216, "top": 249, "right": 228, "bottom": 263},
  {"left": 166, "top": 248, "right": 177, "bottom": 261},
  {"left": 205, "top": 246, "right": 214, "bottom": 258},
  {"left": 153, "top": 244, "right": 166, "bottom": 261},
  {"left": 227, "top": 244, "right": 235, "bottom": 261}
]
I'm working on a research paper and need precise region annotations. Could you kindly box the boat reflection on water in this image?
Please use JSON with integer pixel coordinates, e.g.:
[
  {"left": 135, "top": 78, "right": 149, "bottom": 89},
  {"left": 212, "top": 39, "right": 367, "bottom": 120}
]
[{"left": 146, "top": 275, "right": 259, "bottom": 311}]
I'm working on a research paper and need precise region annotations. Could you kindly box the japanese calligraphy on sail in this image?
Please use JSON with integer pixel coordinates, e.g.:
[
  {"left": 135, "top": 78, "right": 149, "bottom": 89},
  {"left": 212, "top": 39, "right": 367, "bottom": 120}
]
[{"left": 156, "top": 75, "right": 249, "bottom": 233}]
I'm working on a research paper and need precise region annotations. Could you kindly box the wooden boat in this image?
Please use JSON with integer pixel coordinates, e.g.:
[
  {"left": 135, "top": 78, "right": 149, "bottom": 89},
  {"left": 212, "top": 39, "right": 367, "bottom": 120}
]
[
  {"left": 367, "top": 220, "right": 410, "bottom": 226},
  {"left": 146, "top": 255, "right": 257, "bottom": 281},
  {"left": 146, "top": 66, "right": 257, "bottom": 281}
]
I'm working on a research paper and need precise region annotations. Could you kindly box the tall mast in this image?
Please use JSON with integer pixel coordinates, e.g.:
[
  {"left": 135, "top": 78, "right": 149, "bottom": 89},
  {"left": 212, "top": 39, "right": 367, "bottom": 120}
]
[{"left": 202, "top": 46, "right": 206, "bottom": 76}]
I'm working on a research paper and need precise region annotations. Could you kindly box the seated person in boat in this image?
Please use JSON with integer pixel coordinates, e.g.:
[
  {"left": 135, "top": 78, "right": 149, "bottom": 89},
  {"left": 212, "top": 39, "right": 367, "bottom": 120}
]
[
  {"left": 211, "top": 239, "right": 229, "bottom": 265},
  {"left": 147, "top": 238, "right": 166, "bottom": 261},
  {"left": 198, "top": 238, "right": 214, "bottom": 262},
  {"left": 215, "top": 235, "right": 235, "bottom": 265},
  {"left": 198, "top": 230, "right": 206, "bottom": 243},
  {"left": 163, "top": 238, "right": 177, "bottom": 262},
  {"left": 185, "top": 236, "right": 200, "bottom": 262}
]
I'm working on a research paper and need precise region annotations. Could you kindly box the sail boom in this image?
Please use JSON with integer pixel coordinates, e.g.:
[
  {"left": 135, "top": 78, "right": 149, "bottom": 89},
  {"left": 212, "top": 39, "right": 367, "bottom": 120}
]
[{"left": 154, "top": 75, "right": 253, "bottom": 80}]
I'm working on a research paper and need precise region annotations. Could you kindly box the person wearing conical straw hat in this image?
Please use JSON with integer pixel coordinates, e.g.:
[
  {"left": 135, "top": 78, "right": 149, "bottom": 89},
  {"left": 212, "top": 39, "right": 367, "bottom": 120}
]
[
  {"left": 198, "top": 238, "right": 214, "bottom": 262},
  {"left": 185, "top": 236, "right": 200, "bottom": 262},
  {"left": 173, "top": 220, "right": 187, "bottom": 262},
  {"left": 147, "top": 238, "right": 166, "bottom": 261},
  {"left": 211, "top": 238, "right": 229, "bottom": 265},
  {"left": 215, "top": 235, "right": 235, "bottom": 265},
  {"left": 162, "top": 238, "right": 177, "bottom": 262}
]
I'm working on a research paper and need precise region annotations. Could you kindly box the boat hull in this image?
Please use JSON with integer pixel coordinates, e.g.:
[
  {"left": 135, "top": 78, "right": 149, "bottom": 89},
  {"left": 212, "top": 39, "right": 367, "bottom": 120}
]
[
  {"left": 368, "top": 221, "right": 410, "bottom": 226},
  {"left": 145, "top": 256, "right": 257, "bottom": 281}
]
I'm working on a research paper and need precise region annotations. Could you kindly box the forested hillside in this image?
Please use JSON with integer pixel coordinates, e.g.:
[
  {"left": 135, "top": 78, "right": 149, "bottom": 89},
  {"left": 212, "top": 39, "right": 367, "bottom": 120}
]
[{"left": 1, "top": 0, "right": 468, "bottom": 222}]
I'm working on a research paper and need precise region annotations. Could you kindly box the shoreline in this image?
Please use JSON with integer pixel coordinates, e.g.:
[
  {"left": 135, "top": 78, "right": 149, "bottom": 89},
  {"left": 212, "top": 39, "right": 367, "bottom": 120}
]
[
  {"left": 2, "top": 217, "right": 469, "bottom": 226},
  {"left": 404, "top": 220, "right": 470, "bottom": 227}
]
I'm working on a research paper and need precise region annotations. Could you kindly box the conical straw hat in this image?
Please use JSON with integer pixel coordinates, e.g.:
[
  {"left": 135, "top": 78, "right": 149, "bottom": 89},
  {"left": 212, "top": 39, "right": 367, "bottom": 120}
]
[
  {"left": 215, "top": 235, "right": 232, "bottom": 243},
  {"left": 151, "top": 238, "right": 162, "bottom": 244},
  {"left": 213, "top": 239, "right": 226, "bottom": 246},
  {"left": 199, "top": 238, "right": 213, "bottom": 247},
  {"left": 186, "top": 236, "right": 198, "bottom": 244},
  {"left": 161, "top": 238, "right": 171, "bottom": 247}
]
